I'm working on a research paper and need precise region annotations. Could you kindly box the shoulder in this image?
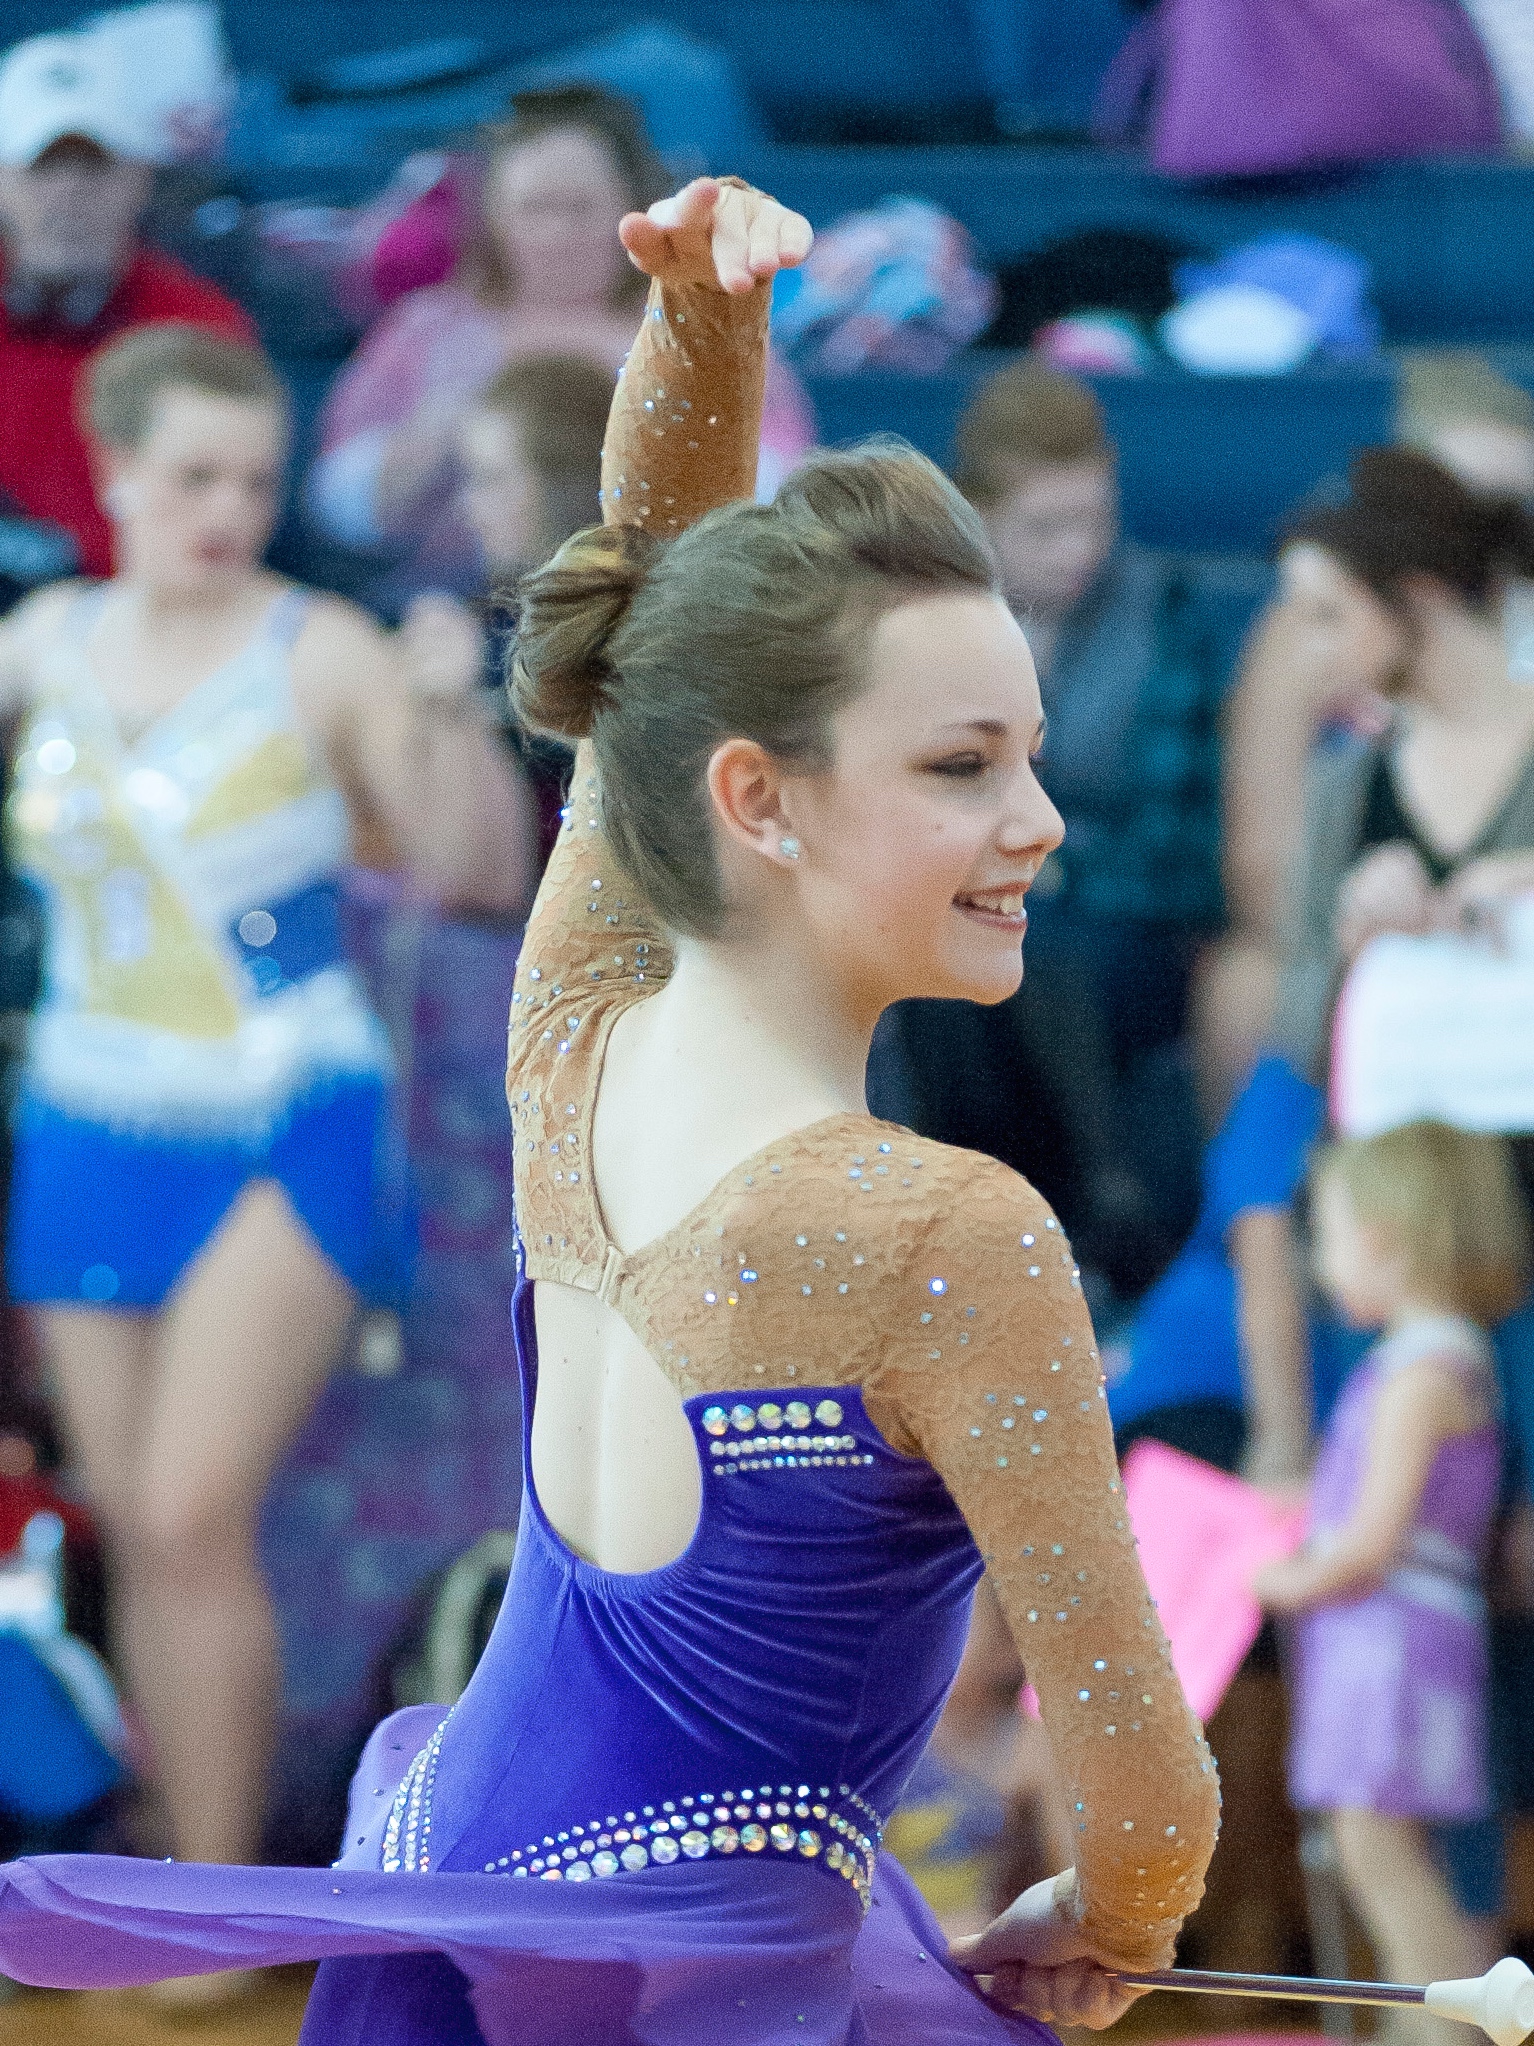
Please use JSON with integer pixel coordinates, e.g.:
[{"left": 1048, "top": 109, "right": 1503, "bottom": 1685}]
[
  {"left": 0, "top": 577, "right": 95, "bottom": 713},
  {"left": 290, "top": 590, "right": 397, "bottom": 707},
  {"left": 752, "top": 1119, "right": 1078, "bottom": 1317},
  {"left": 884, "top": 1135, "right": 1081, "bottom": 1309},
  {"left": 1384, "top": 1313, "right": 1494, "bottom": 1370},
  {"left": 792, "top": 1132, "right": 1097, "bottom": 1433},
  {"left": 890, "top": 1132, "right": 1064, "bottom": 1238},
  {"left": 1376, "top": 1345, "right": 1488, "bottom": 1435},
  {"left": 120, "top": 249, "right": 255, "bottom": 338},
  {"left": 1, "top": 576, "right": 91, "bottom": 658},
  {"left": 294, "top": 589, "right": 392, "bottom": 656}
]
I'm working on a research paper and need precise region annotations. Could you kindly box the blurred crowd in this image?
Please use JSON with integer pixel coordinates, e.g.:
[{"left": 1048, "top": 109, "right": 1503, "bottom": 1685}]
[{"left": 3, "top": 0, "right": 1534, "bottom": 2020}]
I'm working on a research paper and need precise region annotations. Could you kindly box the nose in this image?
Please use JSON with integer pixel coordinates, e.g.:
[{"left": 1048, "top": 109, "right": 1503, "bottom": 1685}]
[{"left": 998, "top": 762, "right": 1064, "bottom": 863}]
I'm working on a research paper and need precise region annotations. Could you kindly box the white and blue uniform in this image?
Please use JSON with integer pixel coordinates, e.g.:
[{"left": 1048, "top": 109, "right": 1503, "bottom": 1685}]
[{"left": 6, "top": 587, "right": 397, "bottom": 1308}]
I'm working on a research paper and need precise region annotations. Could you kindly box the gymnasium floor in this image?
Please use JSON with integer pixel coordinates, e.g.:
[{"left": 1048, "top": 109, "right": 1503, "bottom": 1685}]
[{"left": 0, "top": 1970, "right": 314, "bottom": 2045}]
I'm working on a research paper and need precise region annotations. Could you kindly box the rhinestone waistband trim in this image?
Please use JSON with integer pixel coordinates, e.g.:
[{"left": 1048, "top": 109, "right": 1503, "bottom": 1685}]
[
  {"left": 489, "top": 1779, "right": 883, "bottom": 1910},
  {"left": 382, "top": 1733, "right": 885, "bottom": 1912}
]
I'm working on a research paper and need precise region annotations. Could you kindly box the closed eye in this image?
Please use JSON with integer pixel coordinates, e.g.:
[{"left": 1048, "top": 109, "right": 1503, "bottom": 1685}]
[{"left": 924, "top": 751, "right": 989, "bottom": 778}]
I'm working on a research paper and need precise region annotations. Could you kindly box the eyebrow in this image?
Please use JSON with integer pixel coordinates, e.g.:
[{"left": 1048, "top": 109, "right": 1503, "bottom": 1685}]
[{"left": 928, "top": 715, "right": 1049, "bottom": 745}]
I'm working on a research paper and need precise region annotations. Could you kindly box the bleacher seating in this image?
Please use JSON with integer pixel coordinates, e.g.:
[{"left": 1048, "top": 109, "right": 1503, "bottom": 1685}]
[
  {"left": 805, "top": 359, "right": 1395, "bottom": 555},
  {"left": 6, "top": 1, "right": 1136, "bottom": 148},
  {"left": 15, "top": 3, "right": 1534, "bottom": 564},
  {"left": 806, "top": 348, "right": 1534, "bottom": 554},
  {"left": 745, "top": 145, "right": 1534, "bottom": 347}
]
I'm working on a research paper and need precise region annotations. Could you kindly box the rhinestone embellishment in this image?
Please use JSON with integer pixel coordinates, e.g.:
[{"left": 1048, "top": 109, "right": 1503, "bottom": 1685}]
[
  {"left": 467, "top": 1781, "right": 882, "bottom": 1909},
  {"left": 701, "top": 1393, "right": 874, "bottom": 1474}
]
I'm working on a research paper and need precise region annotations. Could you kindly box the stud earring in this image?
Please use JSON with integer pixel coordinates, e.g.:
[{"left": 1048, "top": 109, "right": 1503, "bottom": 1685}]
[{"left": 779, "top": 836, "right": 801, "bottom": 860}]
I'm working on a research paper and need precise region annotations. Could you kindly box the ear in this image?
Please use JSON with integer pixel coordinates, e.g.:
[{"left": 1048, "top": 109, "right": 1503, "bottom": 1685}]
[
  {"left": 706, "top": 737, "right": 800, "bottom": 869},
  {"left": 92, "top": 441, "right": 132, "bottom": 501}
]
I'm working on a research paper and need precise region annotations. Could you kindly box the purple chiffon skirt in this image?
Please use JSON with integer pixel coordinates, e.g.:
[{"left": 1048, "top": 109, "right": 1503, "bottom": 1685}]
[{"left": 0, "top": 1712, "right": 1056, "bottom": 2046}]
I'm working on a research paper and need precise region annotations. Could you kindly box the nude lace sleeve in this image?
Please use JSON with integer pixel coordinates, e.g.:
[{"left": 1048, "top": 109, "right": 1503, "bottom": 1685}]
[
  {"left": 507, "top": 261, "right": 772, "bottom": 1093},
  {"left": 865, "top": 1157, "right": 1221, "bottom": 1968},
  {"left": 600, "top": 261, "right": 771, "bottom": 537}
]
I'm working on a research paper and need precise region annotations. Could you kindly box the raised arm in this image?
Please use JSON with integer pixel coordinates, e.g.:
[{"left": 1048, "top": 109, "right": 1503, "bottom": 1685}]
[
  {"left": 508, "top": 181, "right": 811, "bottom": 1059},
  {"left": 866, "top": 1159, "right": 1220, "bottom": 2009}
]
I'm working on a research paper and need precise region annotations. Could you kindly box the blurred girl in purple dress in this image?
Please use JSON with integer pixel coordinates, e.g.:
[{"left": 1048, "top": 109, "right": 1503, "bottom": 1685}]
[{"left": 1255, "top": 1121, "right": 1529, "bottom": 2044}]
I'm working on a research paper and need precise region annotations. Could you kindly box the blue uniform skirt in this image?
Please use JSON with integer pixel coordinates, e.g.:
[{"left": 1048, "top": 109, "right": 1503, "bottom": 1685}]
[{"left": 6, "top": 1072, "right": 401, "bottom": 1309}]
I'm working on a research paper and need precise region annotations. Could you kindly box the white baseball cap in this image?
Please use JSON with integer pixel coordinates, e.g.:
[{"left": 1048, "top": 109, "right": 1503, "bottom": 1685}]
[{"left": 0, "top": 31, "right": 159, "bottom": 167}]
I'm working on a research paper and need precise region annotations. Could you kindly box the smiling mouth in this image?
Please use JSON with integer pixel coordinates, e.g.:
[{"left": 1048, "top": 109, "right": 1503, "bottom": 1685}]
[{"left": 954, "top": 885, "right": 1031, "bottom": 930}]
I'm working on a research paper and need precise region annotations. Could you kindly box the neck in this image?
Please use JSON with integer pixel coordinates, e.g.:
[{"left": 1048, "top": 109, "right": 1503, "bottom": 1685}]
[
  {"left": 650, "top": 924, "right": 874, "bottom": 1127},
  {"left": 1402, "top": 603, "right": 1516, "bottom": 727},
  {"left": 112, "top": 565, "right": 256, "bottom": 623}
]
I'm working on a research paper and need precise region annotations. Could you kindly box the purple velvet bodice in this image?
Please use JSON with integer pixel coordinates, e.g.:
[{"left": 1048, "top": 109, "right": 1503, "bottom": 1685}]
[{"left": 338, "top": 1269, "right": 986, "bottom": 1906}]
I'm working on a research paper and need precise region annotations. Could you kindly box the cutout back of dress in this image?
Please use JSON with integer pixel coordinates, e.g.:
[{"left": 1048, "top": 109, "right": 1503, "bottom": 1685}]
[{"left": 530, "top": 1279, "right": 704, "bottom": 1574}]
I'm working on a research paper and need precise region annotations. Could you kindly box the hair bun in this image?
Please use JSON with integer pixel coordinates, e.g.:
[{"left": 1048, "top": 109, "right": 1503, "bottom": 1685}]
[
  {"left": 510, "top": 524, "right": 657, "bottom": 740},
  {"left": 1475, "top": 491, "right": 1534, "bottom": 576}
]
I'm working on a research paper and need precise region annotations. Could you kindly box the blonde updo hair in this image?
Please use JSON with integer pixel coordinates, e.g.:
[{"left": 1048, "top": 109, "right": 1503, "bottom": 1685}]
[{"left": 512, "top": 442, "right": 998, "bottom": 937}]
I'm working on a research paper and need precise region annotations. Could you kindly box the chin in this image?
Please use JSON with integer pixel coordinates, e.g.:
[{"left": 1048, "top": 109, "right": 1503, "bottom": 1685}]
[{"left": 923, "top": 951, "right": 1026, "bottom": 1008}]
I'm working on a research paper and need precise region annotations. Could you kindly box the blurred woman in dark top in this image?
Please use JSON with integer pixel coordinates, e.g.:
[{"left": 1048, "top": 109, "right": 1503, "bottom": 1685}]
[{"left": 1271, "top": 449, "right": 1534, "bottom": 1077}]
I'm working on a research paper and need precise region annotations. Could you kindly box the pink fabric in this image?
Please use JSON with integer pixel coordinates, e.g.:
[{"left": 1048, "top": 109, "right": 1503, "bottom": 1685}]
[
  {"left": 320, "top": 283, "right": 510, "bottom": 454},
  {"left": 359, "top": 181, "right": 465, "bottom": 315},
  {"left": 1122, "top": 1441, "right": 1305, "bottom": 1722}
]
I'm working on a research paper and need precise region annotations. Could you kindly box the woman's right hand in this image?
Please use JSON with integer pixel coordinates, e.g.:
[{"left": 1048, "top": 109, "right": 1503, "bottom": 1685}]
[
  {"left": 618, "top": 176, "right": 812, "bottom": 296},
  {"left": 1335, "top": 842, "right": 1436, "bottom": 961},
  {"left": 950, "top": 1872, "right": 1153, "bottom": 2030}
]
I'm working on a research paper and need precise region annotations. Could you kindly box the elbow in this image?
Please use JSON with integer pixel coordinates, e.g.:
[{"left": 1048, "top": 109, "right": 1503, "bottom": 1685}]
[
  {"left": 1162, "top": 1747, "right": 1223, "bottom": 1908},
  {"left": 1137, "top": 1765, "right": 1223, "bottom": 1959}
]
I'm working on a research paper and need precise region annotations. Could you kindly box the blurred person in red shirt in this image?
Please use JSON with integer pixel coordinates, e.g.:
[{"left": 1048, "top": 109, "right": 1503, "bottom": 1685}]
[{"left": 0, "top": 29, "right": 251, "bottom": 581}]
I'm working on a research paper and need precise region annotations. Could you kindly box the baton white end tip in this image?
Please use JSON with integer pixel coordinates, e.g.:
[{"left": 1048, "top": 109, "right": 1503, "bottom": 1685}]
[{"left": 1425, "top": 1958, "right": 1534, "bottom": 2046}]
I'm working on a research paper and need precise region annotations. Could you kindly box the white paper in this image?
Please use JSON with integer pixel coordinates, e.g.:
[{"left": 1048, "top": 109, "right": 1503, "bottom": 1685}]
[{"left": 1331, "top": 896, "right": 1534, "bottom": 1137}]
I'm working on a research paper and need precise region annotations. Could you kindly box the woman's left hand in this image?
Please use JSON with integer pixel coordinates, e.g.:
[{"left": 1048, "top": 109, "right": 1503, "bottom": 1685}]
[
  {"left": 950, "top": 1874, "right": 1152, "bottom": 2030},
  {"left": 618, "top": 176, "right": 813, "bottom": 296}
]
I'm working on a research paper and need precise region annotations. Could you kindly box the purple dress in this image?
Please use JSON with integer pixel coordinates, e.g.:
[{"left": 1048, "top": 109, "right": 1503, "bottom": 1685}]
[
  {"left": 0, "top": 1261, "right": 1056, "bottom": 2046},
  {"left": 1288, "top": 1313, "right": 1500, "bottom": 1821}
]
